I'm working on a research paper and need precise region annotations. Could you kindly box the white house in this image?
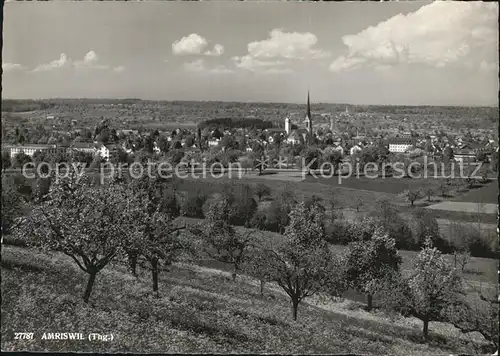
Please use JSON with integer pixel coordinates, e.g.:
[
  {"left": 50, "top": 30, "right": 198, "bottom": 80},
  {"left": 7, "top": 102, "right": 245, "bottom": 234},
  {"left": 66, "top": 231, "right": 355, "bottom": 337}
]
[
  {"left": 7, "top": 144, "right": 64, "bottom": 159},
  {"left": 388, "top": 135, "right": 415, "bottom": 153},
  {"left": 122, "top": 142, "right": 134, "bottom": 154},
  {"left": 96, "top": 144, "right": 110, "bottom": 160},
  {"left": 208, "top": 138, "right": 220, "bottom": 147},
  {"left": 349, "top": 144, "right": 363, "bottom": 156},
  {"left": 95, "top": 144, "right": 120, "bottom": 161},
  {"left": 332, "top": 145, "right": 345, "bottom": 156},
  {"left": 70, "top": 142, "right": 96, "bottom": 155},
  {"left": 286, "top": 131, "right": 302, "bottom": 145}
]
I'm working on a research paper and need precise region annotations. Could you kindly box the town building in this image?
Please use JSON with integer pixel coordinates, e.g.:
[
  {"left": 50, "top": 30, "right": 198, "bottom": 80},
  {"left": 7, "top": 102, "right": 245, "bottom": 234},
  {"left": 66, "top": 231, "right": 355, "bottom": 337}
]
[
  {"left": 284, "top": 91, "right": 314, "bottom": 146},
  {"left": 304, "top": 91, "right": 313, "bottom": 145},
  {"left": 349, "top": 144, "right": 363, "bottom": 156},
  {"left": 4, "top": 144, "right": 65, "bottom": 159},
  {"left": 388, "top": 134, "right": 416, "bottom": 153},
  {"left": 70, "top": 142, "right": 96, "bottom": 155},
  {"left": 95, "top": 144, "right": 120, "bottom": 161},
  {"left": 285, "top": 117, "right": 291, "bottom": 135}
]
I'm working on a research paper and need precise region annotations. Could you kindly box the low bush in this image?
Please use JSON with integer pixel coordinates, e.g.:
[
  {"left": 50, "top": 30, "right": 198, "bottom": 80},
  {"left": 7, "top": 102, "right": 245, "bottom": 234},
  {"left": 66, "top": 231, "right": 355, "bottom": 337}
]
[
  {"left": 180, "top": 191, "right": 208, "bottom": 219},
  {"left": 325, "top": 220, "right": 355, "bottom": 245}
]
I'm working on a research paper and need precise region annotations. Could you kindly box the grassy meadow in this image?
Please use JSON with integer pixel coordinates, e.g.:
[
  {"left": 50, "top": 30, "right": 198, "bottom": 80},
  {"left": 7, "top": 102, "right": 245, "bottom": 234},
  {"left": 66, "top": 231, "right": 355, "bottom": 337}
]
[{"left": 1, "top": 245, "right": 493, "bottom": 354}]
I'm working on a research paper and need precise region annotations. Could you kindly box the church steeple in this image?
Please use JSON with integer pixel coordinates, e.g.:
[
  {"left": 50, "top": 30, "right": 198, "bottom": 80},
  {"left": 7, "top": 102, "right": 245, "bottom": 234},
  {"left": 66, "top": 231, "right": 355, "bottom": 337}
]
[
  {"left": 306, "top": 90, "right": 311, "bottom": 121},
  {"left": 305, "top": 90, "right": 313, "bottom": 145}
]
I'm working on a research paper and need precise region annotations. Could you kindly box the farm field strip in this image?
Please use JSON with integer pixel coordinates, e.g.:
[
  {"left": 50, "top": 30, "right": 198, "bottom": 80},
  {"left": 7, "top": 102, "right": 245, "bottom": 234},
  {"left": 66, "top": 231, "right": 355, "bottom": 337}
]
[{"left": 426, "top": 202, "right": 498, "bottom": 214}]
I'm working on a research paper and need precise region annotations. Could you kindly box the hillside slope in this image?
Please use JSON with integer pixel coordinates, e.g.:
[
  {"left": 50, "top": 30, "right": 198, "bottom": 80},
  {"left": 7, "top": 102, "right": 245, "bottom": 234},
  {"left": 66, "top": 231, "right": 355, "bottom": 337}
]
[{"left": 0, "top": 245, "right": 489, "bottom": 354}]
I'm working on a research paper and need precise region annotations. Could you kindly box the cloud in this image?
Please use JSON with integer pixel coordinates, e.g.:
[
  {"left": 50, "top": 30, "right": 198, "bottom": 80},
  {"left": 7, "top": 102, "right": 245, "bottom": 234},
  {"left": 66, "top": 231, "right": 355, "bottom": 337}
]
[
  {"left": 231, "top": 29, "right": 327, "bottom": 74},
  {"left": 31, "top": 51, "right": 123, "bottom": 73},
  {"left": 172, "top": 33, "right": 224, "bottom": 57},
  {"left": 74, "top": 50, "right": 109, "bottom": 70},
  {"left": 183, "top": 60, "right": 233, "bottom": 75},
  {"left": 112, "top": 65, "right": 125, "bottom": 73},
  {"left": 209, "top": 65, "right": 234, "bottom": 74},
  {"left": 264, "top": 67, "right": 294, "bottom": 74},
  {"left": 183, "top": 59, "right": 206, "bottom": 72},
  {"left": 478, "top": 61, "right": 497, "bottom": 72},
  {"left": 2, "top": 63, "right": 24, "bottom": 72},
  {"left": 247, "top": 29, "right": 330, "bottom": 60},
  {"left": 204, "top": 44, "right": 224, "bottom": 57},
  {"left": 329, "top": 56, "right": 367, "bottom": 73},
  {"left": 329, "top": 2, "right": 498, "bottom": 72},
  {"left": 232, "top": 55, "right": 290, "bottom": 74},
  {"left": 32, "top": 53, "right": 70, "bottom": 72}
]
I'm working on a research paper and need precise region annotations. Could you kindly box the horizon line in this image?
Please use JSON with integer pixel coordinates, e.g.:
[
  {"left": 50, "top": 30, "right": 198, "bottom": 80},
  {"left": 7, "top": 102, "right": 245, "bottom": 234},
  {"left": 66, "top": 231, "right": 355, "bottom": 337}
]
[{"left": 2, "top": 97, "right": 498, "bottom": 109}]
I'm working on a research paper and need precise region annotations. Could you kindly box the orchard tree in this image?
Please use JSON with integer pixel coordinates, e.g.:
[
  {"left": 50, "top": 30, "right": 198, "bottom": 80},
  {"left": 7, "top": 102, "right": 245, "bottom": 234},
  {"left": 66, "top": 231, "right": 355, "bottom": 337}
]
[
  {"left": 242, "top": 234, "right": 279, "bottom": 296},
  {"left": 400, "top": 189, "right": 422, "bottom": 207},
  {"left": 258, "top": 202, "right": 345, "bottom": 321},
  {"left": 302, "top": 147, "right": 322, "bottom": 171},
  {"left": 254, "top": 183, "right": 271, "bottom": 202},
  {"left": 354, "top": 197, "right": 364, "bottom": 213},
  {"left": 422, "top": 186, "right": 435, "bottom": 202},
  {"left": 195, "top": 220, "right": 255, "bottom": 280},
  {"left": 344, "top": 229, "right": 402, "bottom": 311},
  {"left": 437, "top": 181, "right": 449, "bottom": 197},
  {"left": 379, "top": 240, "right": 465, "bottom": 338},
  {"left": 12, "top": 152, "right": 32, "bottom": 169},
  {"left": 127, "top": 191, "right": 187, "bottom": 295},
  {"left": 410, "top": 209, "right": 447, "bottom": 251},
  {"left": 448, "top": 221, "right": 472, "bottom": 271},
  {"left": 128, "top": 176, "right": 185, "bottom": 292},
  {"left": 2, "top": 151, "right": 11, "bottom": 171},
  {"left": 253, "top": 198, "right": 291, "bottom": 234},
  {"left": 322, "top": 150, "right": 342, "bottom": 174},
  {"left": 205, "top": 182, "right": 257, "bottom": 227},
  {"left": 449, "top": 290, "right": 499, "bottom": 353},
  {"left": 14, "top": 172, "right": 133, "bottom": 303},
  {"left": 1, "top": 176, "right": 27, "bottom": 234}
]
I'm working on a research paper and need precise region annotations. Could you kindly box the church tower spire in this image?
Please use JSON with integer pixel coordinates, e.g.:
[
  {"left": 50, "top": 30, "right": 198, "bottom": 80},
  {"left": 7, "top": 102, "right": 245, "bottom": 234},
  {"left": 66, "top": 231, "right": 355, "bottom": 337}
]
[
  {"left": 307, "top": 90, "right": 311, "bottom": 121},
  {"left": 304, "top": 90, "right": 313, "bottom": 145}
]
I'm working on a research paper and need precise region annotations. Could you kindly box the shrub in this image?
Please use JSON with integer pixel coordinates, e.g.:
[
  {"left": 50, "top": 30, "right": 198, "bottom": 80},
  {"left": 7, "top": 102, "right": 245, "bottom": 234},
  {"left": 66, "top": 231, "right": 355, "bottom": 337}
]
[
  {"left": 181, "top": 190, "right": 207, "bottom": 218},
  {"left": 325, "top": 219, "right": 355, "bottom": 245},
  {"left": 250, "top": 210, "right": 267, "bottom": 230},
  {"left": 468, "top": 233, "right": 496, "bottom": 259}
]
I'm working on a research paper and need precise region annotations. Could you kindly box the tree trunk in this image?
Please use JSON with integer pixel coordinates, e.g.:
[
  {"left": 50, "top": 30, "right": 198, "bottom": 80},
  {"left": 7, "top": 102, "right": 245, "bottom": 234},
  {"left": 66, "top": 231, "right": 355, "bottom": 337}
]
[
  {"left": 150, "top": 258, "right": 159, "bottom": 297},
  {"left": 83, "top": 271, "right": 97, "bottom": 303},
  {"left": 422, "top": 316, "right": 429, "bottom": 338},
  {"left": 232, "top": 265, "right": 238, "bottom": 281},
  {"left": 260, "top": 280, "right": 265, "bottom": 296},
  {"left": 367, "top": 294, "right": 373, "bottom": 311},
  {"left": 129, "top": 253, "right": 138, "bottom": 277},
  {"left": 292, "top": 298, "right": 299, "bottom": 321}
]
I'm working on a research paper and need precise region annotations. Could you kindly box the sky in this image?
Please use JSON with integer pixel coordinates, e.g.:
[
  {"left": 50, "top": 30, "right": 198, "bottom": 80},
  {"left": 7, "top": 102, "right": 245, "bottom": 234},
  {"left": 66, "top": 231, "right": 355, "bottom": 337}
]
[{"left": 2, "top": 1, "right": 498, "bottom": 106}]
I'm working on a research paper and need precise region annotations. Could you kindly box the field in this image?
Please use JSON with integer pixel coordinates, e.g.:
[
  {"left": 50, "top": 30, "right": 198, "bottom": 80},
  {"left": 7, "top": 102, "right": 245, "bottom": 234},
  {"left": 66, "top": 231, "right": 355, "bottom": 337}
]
[
  {"left": 426, "top": 202, "right": 497, "bottom": 215},
  {"left": 452, "top": 181, "right": 499, "bottom": 204},
  {"left": 304, "top": 175, "right": 498, "bottom": 204},
  {"left": 178, "top": 174, "right": 397, "bottom": 212},
  {"left": 1, "top": 245, "right": 494, "bottom": 354},
  {"left": 304, "top": 175, "right": 442, "bottom": 195}
]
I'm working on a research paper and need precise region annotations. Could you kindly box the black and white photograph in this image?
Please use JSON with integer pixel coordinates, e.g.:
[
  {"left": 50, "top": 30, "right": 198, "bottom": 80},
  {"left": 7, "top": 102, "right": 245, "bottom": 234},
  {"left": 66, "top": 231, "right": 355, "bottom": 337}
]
[{"left": 1, "top": 0, "right": 499, "bottom": 354}]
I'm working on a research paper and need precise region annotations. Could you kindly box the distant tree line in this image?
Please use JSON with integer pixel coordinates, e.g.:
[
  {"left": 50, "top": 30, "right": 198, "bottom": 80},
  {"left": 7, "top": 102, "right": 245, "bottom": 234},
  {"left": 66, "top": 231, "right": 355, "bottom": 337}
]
[{"left": 198, "top": 118, "right": 273, "bottom": 131}]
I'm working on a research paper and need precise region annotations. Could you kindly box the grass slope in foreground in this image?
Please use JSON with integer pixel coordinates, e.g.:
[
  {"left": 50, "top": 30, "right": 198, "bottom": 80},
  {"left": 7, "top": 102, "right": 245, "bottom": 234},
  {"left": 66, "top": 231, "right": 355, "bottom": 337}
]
[{"left": 1, "top": 245, "right": 490, "bottom": 354}]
